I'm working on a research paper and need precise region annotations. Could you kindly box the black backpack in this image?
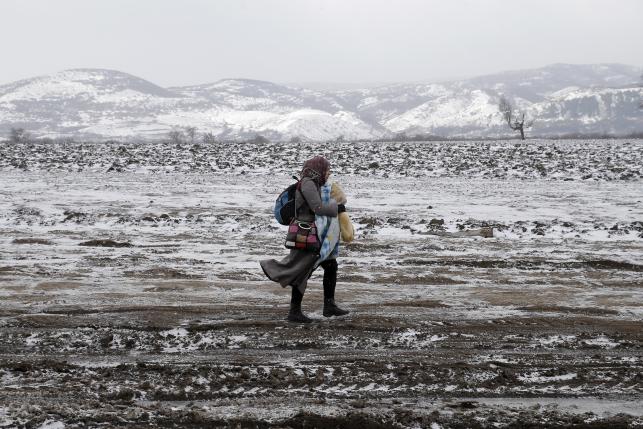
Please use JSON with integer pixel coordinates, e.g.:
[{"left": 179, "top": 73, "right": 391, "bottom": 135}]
[{"left": 273, "top": 176, "right": 301, "bottom": 225}]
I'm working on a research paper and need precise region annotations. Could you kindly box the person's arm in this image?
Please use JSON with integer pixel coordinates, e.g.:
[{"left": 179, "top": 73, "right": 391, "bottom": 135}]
[{"left": 300, "top": 179, "right": 338, "bottom": 217}]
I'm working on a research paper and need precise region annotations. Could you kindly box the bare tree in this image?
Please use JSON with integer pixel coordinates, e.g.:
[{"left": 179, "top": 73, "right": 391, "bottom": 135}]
[
  {"left": 9, "top": 127, "right": 30, "bottom": 143},
  {"left": 184, "top": 126, "right": 197, "bottom": 144},
  {"left": 202, "top": 131, "right": 217, "bottom": 144},
  {"left": 393, "top": 132, "right": 408, "bottom": 142},
  {"left": 499, "top": 96, "right": 533, "bottom": 140},
  {"left": 251, "top": 135, "right": 270, "bottom": 144},
  {"left": 168, "top": 129, "right": 185, "bottom": 144}
]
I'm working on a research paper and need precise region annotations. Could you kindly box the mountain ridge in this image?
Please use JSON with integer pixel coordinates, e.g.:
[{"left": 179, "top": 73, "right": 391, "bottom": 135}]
[{"left": 1, "top": 63, "right": 641, "bottom": 141}]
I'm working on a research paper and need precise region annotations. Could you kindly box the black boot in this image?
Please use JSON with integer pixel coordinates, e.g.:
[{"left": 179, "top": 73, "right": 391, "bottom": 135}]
[
  {"left": 287, "top": 304, "right": 313, "bottom": 323},
  {"left": 321, "top": 260, "right": 349, "bottom": 317},
  {"left": 323, "top": 298, "right": 350, "bottom": 317},
  {"left": 287, "top": 287, "right": 312, "bottom": 323}
]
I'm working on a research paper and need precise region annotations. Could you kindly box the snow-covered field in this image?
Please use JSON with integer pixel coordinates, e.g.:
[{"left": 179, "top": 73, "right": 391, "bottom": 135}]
[{"left": 0, "top": 139, "right": 642, "bottom": 427}]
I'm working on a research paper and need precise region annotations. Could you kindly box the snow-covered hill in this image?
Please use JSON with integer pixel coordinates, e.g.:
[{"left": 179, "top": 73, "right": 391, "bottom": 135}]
[{"left": 0, "top": 64, "right": 641, "bottom": 140}]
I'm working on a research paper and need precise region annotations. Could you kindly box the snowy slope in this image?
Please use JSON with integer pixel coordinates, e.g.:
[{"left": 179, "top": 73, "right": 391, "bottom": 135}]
[
  {"left": 0, "top": 69, "right": 190, "bottom": 138},
  {"left": 339, "top": 63, "right": 642, "bottom": 138},
  {"left": 0, "top": 70, "right": 377, "bottom": 140},
  {"left": 169, "top": 78, "right": 344, "bottom": 113},
  {"left": 0, "top": 64, "right": 641, "bottom": 140},
  {"left": 383, "top": 89, "right": 505, "bottom": 136},
  {"left": 530, "top": 86, "right": 643, "bottom": 135}
]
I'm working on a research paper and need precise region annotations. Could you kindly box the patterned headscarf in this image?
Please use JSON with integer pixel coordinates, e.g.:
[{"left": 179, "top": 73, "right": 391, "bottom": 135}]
[{"left": 301, "top": 156, "right": 331, "bottom": 186}]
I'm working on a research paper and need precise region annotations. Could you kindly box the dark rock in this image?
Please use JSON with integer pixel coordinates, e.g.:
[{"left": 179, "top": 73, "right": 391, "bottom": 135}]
[
  {"left": 357, "top": 216, "right": 382, "bottom": 228},
  {"left": 106, "top": 162, "right": 122, "bottom": 172},
  {"left": 12, "top": 238, "right": 53, "bottom": 245},
  {"left": 447, "top": 401, "right": 478, "bottom": 409},
  {"left": 350, "top": 399, "right": 367, "bottom": 408},
  {"left": 99, "top": 333, "right": 113, "bottom": 348},
  {"left": 63, "top": 210, "right": 87, "bottom": 222},
  {"left": 79, "top": 239, "right": 133, "bottom": 247}
]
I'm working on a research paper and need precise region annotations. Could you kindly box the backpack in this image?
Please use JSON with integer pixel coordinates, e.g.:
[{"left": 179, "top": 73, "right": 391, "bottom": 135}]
[{"left": 274, "top": 176, "right": 301, "bottom": 225}]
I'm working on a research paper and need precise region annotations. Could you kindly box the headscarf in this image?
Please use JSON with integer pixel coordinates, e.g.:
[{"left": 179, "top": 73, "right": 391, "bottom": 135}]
[{"left": 301, "top": 156, "right": 330, "bottom": 186}]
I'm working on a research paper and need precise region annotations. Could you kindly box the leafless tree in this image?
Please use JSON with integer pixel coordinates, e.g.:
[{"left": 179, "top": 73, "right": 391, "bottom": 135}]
[
  {"left": 393, "top": 132, "right": 408, "bottom": 141},
  {"left": 251, "top": 135, "right": 270, "bottom": 144},
  {"left": 184, "top": 126, "right": 197, "bottom": 144},
  {"left": 499, "top": 96, "right": 533, "bottom": 140},
  {"left": 202, "top": 131, "right": 217, "bottom": 144},
  {"left": 9, "top": 127, "right": 30, "bottom": 143},
  {"left": 168, "top": 129, "right": 185, "bottom": 144}
]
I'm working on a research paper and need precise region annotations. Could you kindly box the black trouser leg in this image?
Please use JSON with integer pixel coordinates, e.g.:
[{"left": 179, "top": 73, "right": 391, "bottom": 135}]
[
  {"left": 321, "top": 259, "right": 348, "bottom": 317},
  {"left": 288, "top": 286, "right": 312, "bottom": 323},
  {"left": 290, "top": 286, "right": 303, "bottom": 307},
  {"left": 321, "top": 259, "right": 338, "bottom": 300}
]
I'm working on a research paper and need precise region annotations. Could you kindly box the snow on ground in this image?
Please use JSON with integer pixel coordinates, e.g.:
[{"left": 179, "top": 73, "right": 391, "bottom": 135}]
[{"left": 0, "top": 139, "right": 641, "bottom": 427}]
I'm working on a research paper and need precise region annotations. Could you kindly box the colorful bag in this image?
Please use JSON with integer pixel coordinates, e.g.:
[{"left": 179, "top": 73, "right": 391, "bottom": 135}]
[
  {"left": 285, "top": 219, "right": 320, "bottom": 252},
  {"left": 283, "top": 182, "right": 320, "bottom": 252}
]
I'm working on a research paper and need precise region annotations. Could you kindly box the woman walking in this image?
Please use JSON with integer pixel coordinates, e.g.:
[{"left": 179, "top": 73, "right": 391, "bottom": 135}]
[{"left": 261, "top": 156, "right": 350, "bottom": 323}]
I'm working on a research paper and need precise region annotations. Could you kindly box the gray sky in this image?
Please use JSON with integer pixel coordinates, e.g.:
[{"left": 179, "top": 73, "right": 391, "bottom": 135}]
[{"left": 1, "top": 0, "right": 642, "bottom": 87}]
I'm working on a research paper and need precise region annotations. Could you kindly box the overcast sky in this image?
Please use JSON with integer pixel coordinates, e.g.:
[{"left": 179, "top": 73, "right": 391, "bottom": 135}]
[{"left": 1, "top": 0, "right": 641, "bottom": 87}]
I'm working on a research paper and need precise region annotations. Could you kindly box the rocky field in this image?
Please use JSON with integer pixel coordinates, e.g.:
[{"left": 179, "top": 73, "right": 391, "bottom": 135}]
[{"left": 0, "top": 139, "right": 642, "bottom": 428}]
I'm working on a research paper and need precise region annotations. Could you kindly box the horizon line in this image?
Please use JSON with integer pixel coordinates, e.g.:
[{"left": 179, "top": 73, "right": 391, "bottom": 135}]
[{"left": 1, "top": 62, "right": 641, "bottom": 89}]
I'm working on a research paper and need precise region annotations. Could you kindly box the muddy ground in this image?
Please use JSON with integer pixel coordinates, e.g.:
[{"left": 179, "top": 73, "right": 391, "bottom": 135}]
[{"left": 0, "top": 140, "right": 642, "bottom": 428}]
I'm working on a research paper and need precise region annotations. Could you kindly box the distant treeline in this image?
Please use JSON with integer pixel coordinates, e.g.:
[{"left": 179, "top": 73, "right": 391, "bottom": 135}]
[
  {"left": 2, "top": 126, "right": 643, "bottom": 145},
  {"left": 368, "top": 131, "right": 643, "bottom": 142}
]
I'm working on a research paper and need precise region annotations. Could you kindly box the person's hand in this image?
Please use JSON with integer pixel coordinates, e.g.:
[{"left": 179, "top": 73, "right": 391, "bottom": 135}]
[{"left": 331, "top": 182, "right": 347, "bottom": 205}]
